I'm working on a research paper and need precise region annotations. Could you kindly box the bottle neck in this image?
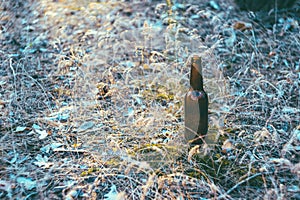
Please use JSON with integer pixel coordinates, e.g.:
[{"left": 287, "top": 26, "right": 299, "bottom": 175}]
[{"left": 190, "top": 62, "right": 204, "bottom": 91}]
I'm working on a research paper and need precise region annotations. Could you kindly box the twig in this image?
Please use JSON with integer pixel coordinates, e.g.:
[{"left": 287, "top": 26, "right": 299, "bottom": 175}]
[
  {"left": 53, "top": 147, "right": 87, "bottom": 153},
  {"left": 9, "top": 58, "right": 17, "bottom": 96},
  {"left": 218, "top": 172, "right": 263, "bottom": 199}
]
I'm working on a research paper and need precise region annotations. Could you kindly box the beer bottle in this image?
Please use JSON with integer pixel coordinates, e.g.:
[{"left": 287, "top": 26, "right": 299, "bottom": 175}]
[{"left": 184, "top": 55, "right": 208, "bottom": 145}]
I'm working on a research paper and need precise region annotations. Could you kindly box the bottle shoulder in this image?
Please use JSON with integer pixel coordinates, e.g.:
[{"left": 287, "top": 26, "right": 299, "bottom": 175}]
[{"left": 186, "top": 89, "right": 208, "bottom": 101}]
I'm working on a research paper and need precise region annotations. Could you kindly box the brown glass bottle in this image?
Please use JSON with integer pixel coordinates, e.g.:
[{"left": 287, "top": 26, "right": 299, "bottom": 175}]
[{"left": 184, "top": 55, "right": 208, "bottom": 145}]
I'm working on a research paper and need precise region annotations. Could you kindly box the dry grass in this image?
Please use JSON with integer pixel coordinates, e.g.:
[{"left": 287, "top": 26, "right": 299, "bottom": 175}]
[{"left": 0, "top": 0, "right": 299, "bottom": 199}]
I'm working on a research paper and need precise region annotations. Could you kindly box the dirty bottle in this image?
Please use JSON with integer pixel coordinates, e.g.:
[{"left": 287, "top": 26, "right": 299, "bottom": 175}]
[{"left": 184, "top": 55, "right": 208, "bottom": 145}]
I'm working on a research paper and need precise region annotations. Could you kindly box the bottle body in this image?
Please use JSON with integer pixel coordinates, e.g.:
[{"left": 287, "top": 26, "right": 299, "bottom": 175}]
[{"left": 184, "top": 89, "right": 208, "bottom": 144}]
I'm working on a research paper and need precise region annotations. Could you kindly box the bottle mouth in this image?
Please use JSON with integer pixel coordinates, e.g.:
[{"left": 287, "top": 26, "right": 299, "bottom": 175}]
[{"left": 191, "top": 55, "right": 203, "bottom": 76}]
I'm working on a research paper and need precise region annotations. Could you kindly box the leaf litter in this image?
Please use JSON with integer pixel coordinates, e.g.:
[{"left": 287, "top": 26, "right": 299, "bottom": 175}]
[{"left": 0, "top": 0, "right": 299, "bottom": 199}]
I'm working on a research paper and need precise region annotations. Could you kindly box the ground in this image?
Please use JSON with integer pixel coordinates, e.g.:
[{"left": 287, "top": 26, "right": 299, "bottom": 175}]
[{"left": 0, "top": 0, "right": 299, "bottom": 199}]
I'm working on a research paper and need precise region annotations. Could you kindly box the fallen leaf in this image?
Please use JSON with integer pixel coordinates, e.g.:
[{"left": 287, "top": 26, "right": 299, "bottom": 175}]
[
  {"left": 16, "top": 177, "right": 36, "bottom": 190},
  {"left": 33, "top": 154, "right": 52, "bottom": 168},
  {"left": 222, "top": 139, "right": 234, "bottom": 153},
  {"left": 50, "top": 142, "right": 64, "bottom": 149},
  {"left": 15, "top": 126, "right": 27, "bottom": 132},
  {"left": 0, "top": 180, "right": 12, "bottom": 195},
  {"left": 32, "top": 124, "right": 41, "bottom": 130},
  {"left": 233, "top": 21, "right": 252, "bottom": 31},
  {"left": 268, "top": 51, "right": 276, "bottom": 57},
  {"left": 104, "top": 184, "right": 119, "bottom": 200},
  {"left": 36, "top": 129, "right": 48, "bottom": 140},
  {"left": 77, "top": 121, "right": 94, "bottom": 132},
  {"left": 254, "top": 128, "right": 271, "bottom": 142}
]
